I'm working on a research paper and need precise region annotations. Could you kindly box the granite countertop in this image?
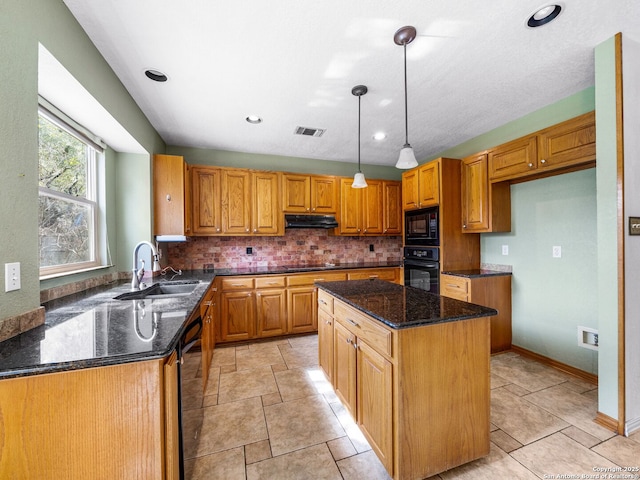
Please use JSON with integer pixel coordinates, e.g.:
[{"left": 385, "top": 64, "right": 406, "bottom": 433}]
[
  {"left": 316, "top": 279, "right": 497, "bottom": 329},
  {"left": 0, "top": 271, "right": 215, "bottom": 380},
  {"left": 0, "top": 263, "right": 402, "bottom": 380},
  {"left": 441, "top": 269, "right": 512, "bottom": 278}
]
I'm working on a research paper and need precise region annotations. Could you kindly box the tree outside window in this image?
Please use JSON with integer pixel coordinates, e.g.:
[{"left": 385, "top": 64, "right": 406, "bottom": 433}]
[{"left": 38, "top": 111, "right": 99, "bottom": 275}]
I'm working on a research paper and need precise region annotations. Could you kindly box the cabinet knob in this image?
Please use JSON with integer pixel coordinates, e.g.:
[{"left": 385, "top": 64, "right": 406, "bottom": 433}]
[
  {"left": 463, "top": 224, "right": 467, "bottom": 229},
  {"left": 540, "top": 159, "right": 547, "bottom": 164},
  {"left": 166, "top": 194, "right": 171, "bottom": 202},
  {"left": 312, "top": 208, "right": 316, "bottom": 212},
  {"left": 246, "top": 228, "right": 250, "bottom": 232},
  {"left": 528, "top": 163, "right": 534, "bottom": 168},
  {"left": 216, "top": 228, "right": 221, "bottom": 232},
  {"left": 253, "top": 229, "right": 258, "bottom": 233}
]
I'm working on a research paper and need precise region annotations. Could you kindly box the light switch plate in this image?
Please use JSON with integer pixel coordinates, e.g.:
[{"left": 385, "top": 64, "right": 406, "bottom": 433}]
[
  {"left": 5, "top": 262, "right": 21, "bottom": 292},
  {"left": 552, "top": 246, "right": 562, "bottom": 258},
  {"left": 501, "top": 245, "right": 509, "bottom": 255}
]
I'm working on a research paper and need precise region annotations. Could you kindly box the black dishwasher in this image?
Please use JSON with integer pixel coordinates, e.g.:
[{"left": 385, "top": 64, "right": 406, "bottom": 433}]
[{"left": 178, "top": 315, "right": 204, "bottom": 480}]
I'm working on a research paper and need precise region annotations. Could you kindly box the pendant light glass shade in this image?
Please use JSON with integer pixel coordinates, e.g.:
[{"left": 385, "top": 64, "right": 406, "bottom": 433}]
[
  {"left": 396, "top": 145, "right": 418, "bottom": 169},
  {"left": 352, "top": 172, "right": 368, "bottom": 188},
  {"left": 394, "top": 26, "right": 419, "bottom": 170},
  {"left": 351, "top": 85, "right": 368, "bottom": 188}
]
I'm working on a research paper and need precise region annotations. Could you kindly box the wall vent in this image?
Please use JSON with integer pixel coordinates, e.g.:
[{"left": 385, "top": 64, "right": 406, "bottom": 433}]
[{"left": 294, "top": 126, "right": 325, "bottom": 137}]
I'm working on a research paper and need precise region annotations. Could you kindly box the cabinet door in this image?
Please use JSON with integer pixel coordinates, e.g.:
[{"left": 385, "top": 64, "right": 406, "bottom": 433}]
[
  {"left": 311, "top": 175, "right": 338, "bottom": 214},
  {"left": 461, "top": 153, "right": 489, "bottom": 232},
  {"left": 401, "top": 169, "right": 419, "bottom": 211},
  {"left": 221, "top": 169, "right": 251, "bottom": 235},
  {"left": 361, "top": 179, "right": 383, "bottom": 235},
  {"left": 153, "top": 154, "right": 186, "bottom": 236},
  {"left": 382, "top": 181, "right": 402, "bottom": 235},
  {"left": 282, "top": 174, "right": 311, "bottom": 213},
  {"left": 255, "top": 289, "right": 287, "bottom": 337},
  {"left": 252, "top": 171, "right": 282, "bottom": 235},
  {"left": 287, "top": 286, "right": 318, "bottom": 333},
  {"left": 191, "top": 166, "right": 222, "bottom": 235},
  {"left": 318, "top": 309, "right": 334, "bottom": 384},
  {"left": 338, "top": 178, "right": 362, "bottom": 235},
  {"left": 220, "top": 290, "right": 254, "bottom": 341},
  {"left": 417, "top": 161, "right": 440, "bottom": 207},
  {"left": 333, "top": 321, "right": 357, "bottom": 417},
  {"left": 357, "top": 340, "right": 393, "bottom": 474},
  {"left": 488, "top": 135, "right": 537, "bottom": 181},
  {"left": 537, "top": 111, "right": 596, "bottom": 171}
]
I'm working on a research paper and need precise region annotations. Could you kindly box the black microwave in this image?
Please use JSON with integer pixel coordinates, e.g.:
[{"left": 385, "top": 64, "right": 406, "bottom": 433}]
[{"left": 405, "top": 206, "right": 439, "bottom": 246}]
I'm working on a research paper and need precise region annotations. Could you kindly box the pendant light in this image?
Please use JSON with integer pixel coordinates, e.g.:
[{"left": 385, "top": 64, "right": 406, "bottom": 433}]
[
  {"left": 394, "top": 25, "right": 419, "bottom": 170},
  {"left": 351, "top": 84, "right": 368, "bottom": 188}
]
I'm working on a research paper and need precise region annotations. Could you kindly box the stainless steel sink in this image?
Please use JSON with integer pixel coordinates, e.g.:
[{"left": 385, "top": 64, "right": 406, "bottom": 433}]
[{"left": 114, "top": 280, "right": 200, "bottom": 300}]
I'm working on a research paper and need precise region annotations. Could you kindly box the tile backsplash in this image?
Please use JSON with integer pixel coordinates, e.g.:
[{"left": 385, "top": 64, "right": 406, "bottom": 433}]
[{"left": 165, "top": 230, "right": 402, "bottom": 270}]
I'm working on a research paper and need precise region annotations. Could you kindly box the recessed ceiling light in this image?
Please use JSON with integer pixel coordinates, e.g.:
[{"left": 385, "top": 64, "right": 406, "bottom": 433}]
[
  {"left": 373, "top": 132, "right": 387, "bottom": 141},
  {"left": 246, "top": 115, "right": 262, "bottom": 124},
  {"left": 144, "top": 69, "right": 168, "bottom": 82},
  {"left": 526, "top": 4, "right": 562, "bottom": 28}
]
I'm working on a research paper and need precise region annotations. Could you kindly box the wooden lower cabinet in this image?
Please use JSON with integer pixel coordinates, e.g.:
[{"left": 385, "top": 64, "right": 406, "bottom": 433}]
[
  {"left": 0, "top": 357, "right": 179, "bottom": 479},
  {"left": 317, "top": 290, "right": 335, "bottom": 383},
  {"left": 216, "top": 268, "right": 401, "bottom": 344},
  {"left": 440, "top": 273, "right": 512, "bottom": 353},
  {"left": 326, "top": 295, "right": 490, "bottom": 480}
]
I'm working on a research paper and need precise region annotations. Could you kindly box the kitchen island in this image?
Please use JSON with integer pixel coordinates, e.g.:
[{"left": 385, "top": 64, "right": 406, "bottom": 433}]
[{"left": 316, "top": 279, "right": 497, "bottom": 480}]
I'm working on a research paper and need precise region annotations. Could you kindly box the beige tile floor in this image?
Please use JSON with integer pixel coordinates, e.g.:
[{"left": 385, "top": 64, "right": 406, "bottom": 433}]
[{"left": 182, "top": 334, "right": 640, "bottom": 479}]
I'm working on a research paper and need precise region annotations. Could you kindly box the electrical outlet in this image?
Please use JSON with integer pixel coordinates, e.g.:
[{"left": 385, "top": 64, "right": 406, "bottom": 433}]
[
  {"left": 369, "top": 244, "right": 374, "bottom": 252},
  {"left": 246, "top": 247, "right": 253, "bottom": 255},
  {"left": 5, "top": 262, "right": 21, "bottom": 292},
  {"left": 501, "top": 245, "right": 509, "bottom": 255},
  {"left": 552, "top": 246, "right": 562, "bottom": 258}
]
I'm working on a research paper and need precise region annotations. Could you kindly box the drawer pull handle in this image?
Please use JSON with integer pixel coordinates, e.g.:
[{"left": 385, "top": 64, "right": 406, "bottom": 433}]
[
  {"left": 314, "top": 278, "right": 325, "bottom": 282},
  {"left": 369, "top": 275, "right": 378, "bottom": 279},
  {"left": 204, "top": 301, "right": 213, "bottom": 306},
  {"left": 319, "top": 299, "right": 327, "bottom": 305},
  {"left": 231, "top": 283, "right": 245, "bottom": 287},
  {"left": 346, "top": 318, "right": 359, "bottom": 327},
  {"left": 446, "top": 284, "right": 460, "bottom": 288},
  {"left": 267, "top": 281, "right": 279, "bottom": 285}
]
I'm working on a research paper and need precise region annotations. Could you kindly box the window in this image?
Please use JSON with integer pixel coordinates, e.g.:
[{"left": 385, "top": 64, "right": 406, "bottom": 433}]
[{"left": 38, "top": 107, "right": 103, "bottom": 276}]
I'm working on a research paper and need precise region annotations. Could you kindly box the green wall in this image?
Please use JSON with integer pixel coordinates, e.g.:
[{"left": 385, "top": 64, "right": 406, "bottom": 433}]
[
  {"left": 1, "top": 1, "right": 164, "bottom": 318},
  {"left": 166, "top": 145, "right": 402, "bottom": 180}
]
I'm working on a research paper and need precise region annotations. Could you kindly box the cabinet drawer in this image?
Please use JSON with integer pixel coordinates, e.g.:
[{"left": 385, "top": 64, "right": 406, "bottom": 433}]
[
  {"left": 255, "top": 276, "right": 286, "bottom": 288},
  {"left": 318, "top": 289, "right": 334, "bottom": 314},
  {"left": 441, "top": 275, "right": 469, "bottom": 301},
  {"left": 220, "top": 277, "right": 255, "bottom": 290},
  {"left": 347, "top": 269, "right": 397, "bottom": 282},
  {"left": 287, "top": 272, "right": 347, "bottom": 287},
  {"left": 335, "top": 301, "right": 392, "bottom": 358}
]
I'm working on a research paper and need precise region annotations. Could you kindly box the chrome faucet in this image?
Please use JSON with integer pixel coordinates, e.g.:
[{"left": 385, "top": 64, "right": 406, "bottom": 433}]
[{"left": 131, "top": 241, "right": 161, "bottom": 290}]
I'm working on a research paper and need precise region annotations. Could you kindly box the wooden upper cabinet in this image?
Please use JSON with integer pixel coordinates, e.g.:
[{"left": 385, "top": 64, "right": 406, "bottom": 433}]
[
  {"left": 338, "top": 177, "right": 362, "bottom": 235},
  {"left": 417, "top": 162, "right": 440, "bottom": 207},
  {"left": 252, "top": 171, "right": 282, "bottom": 235},
  {"left": 488, "top": 111, "right": 595, "bottom": 183},
  {"left": 362, "top": 179, "right": 383, "bottom": 235},
  {"left": 537, "top": 111, "right": 596, "bottom": 171},
  {"left": 488, "top": 135, "right": 538, "bottom": 181},
  {"left": 461, "top": 154, "right": 511, "bottom": 233},
  {"left": 382, "top": 181, "right": 402, "bottom": 235},
  {"left": 153, "top": 154, "right": 189, "bottom": 236},
  {"left": 191, "top": 166, "right": 221, "bottom": 235},
  {"left": 282, "top": 174, "right": 338, "bottom": 214},
  {"left": 401, "top": 161, "right": 440, "bottom": 211},
  {"left": 221, "top": 169, "right": 251, "bottom": 235}
]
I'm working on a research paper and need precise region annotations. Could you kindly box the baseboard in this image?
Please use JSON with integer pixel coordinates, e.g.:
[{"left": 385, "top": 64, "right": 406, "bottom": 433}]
[
  {"left": 595, "top": 411, "right": 619, "bottom": 433},
  {"left": 625, "top": 416, "right": 640, "bottom": 436},
  {"left": 510, "top": 345, "right": 598, "bottom": 385}
]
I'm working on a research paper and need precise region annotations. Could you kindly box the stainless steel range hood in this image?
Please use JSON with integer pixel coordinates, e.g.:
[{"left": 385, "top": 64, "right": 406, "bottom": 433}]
[{"left": 284, "top": 214, "right": 339, "bottom": 229}]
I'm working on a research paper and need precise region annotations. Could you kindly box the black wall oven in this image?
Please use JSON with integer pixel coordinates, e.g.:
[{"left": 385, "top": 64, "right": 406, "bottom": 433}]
[
  {"left": 405, "top": 206, "right": 439, "bottom": 246},
  {"left": 404, "top": 246, "right": 440, "bottom": 294}
]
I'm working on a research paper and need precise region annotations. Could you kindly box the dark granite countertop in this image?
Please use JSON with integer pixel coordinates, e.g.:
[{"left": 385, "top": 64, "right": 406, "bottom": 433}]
[
  {"left": 316, "top": 279, "right": 497, "bottom": 329},
  {"left": 441, "top": 269, "right": 512, "bottom": 278},
  {"left": 0, "top": 263, "right": 402, "bottom": 380},
  {"left": 212, "top": 261, "right": 402, "bottom": 276},
  {"left": 0, "top": 271, "right": 215, "bottom": 380}
]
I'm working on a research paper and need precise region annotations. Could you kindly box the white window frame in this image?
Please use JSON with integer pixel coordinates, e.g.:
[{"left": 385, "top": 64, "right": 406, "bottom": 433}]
[{"left": 38, "top": 105, "right": 105, "bottom": 278}]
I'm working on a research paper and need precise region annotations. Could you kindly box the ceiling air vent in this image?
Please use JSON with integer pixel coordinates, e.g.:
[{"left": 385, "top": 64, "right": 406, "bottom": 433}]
[{"left": 294, "top": 126, "right": 325, "bottom": 137}]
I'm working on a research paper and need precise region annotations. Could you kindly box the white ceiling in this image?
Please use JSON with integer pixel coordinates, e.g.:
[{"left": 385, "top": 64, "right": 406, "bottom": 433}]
[{"left": 62, "top": 0, "right": 640, "bottom": 167}]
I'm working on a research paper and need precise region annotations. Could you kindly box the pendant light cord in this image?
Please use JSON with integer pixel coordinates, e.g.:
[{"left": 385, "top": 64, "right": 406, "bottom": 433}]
[
  {"left": 403, "top": 42, "right": 409, "bottom": 147},
  {"left": 358, "top": 94, "right": 362, "bottom": 173}
]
